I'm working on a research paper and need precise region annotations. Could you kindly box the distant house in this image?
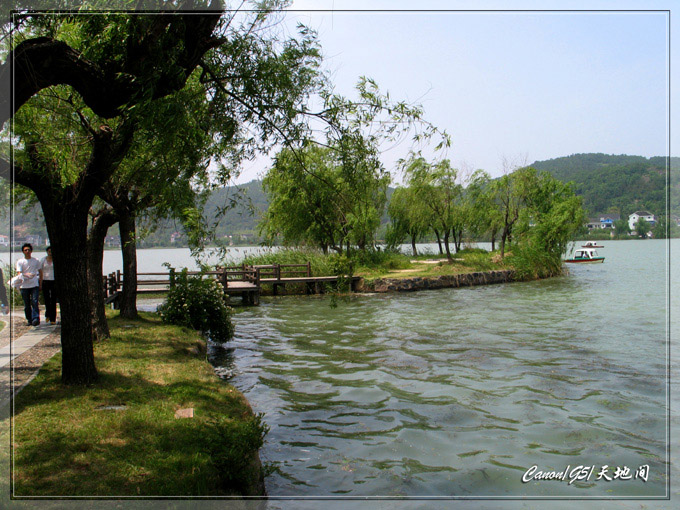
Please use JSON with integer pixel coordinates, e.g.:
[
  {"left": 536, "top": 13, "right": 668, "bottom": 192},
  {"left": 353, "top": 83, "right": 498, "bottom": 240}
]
[
  {"left": 586, "top": 219, "right": 600, "bottom": 230},
  {"left": 586, "top": 213, "right": 620, "bottom": 230},
  {"left": 170, "top": 232, "right": 183, "bottom": 244},
  {"left": 11, "top": 236, "right": 28, "bottom": 248},
  {"left": 25, "top": 234, "right": 42, "bottom": 246},
  {"left": 105, "top": 235, "right": 121, "bottom": 247},
  {"left": 598, "top": 214, "right": 620, "bottom": 229},
  {"left": 628, "top": 211, "right": 656, "bottom": 232},
  {"left": 0, "top": 235, "right": 8, "bottom": 247}
]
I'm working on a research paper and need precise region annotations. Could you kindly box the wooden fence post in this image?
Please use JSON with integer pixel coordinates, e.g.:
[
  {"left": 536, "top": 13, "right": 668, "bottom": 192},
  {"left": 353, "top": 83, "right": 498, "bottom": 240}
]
[{"left": 307, "top": 261, "right": 311, "bottom": 277}]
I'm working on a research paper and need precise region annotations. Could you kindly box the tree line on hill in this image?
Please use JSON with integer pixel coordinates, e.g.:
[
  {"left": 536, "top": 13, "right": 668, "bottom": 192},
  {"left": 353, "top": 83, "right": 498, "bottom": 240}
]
[{"left": 6, "top": 152, "right": 678, "bottom": 249}]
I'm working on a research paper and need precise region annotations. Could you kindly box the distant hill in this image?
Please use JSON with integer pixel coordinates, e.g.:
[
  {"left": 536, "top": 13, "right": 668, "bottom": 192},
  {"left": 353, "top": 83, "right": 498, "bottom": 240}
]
[
  {"left": 202, "top": 179, "right": 269, "bottom": 237},
  {"left": 530, "top": 153, "right": 678, "bottom": 218},
  {"left": 3, "top": 153, "right": 676, "bottom": 246}
]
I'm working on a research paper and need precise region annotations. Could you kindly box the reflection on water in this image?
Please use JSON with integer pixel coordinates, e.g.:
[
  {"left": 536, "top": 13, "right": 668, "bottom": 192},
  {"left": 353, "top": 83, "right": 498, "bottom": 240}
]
[{"left": 209, "top": 240, "right": 670, "bottom": 497}]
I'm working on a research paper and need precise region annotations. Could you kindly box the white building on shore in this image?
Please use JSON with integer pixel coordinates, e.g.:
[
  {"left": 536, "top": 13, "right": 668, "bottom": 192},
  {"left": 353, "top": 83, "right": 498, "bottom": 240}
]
[{"left": 628, "top": 211, "right": 656, "bottom": 232}]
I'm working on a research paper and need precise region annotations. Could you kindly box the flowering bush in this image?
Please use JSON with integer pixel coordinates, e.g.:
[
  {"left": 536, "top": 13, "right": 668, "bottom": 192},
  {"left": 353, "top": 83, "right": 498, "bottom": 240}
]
[{"left": 158, "top": 269, "right": 234, "bottom": 342}]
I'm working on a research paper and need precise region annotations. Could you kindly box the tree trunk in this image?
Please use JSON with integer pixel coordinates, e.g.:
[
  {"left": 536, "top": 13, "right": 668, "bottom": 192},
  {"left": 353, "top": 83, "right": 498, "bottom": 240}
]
[
  {"left": 119, "top": 211, "right": 138, "bottom": 319},
  {"left": 444, "top": 230, "right": 452, "bottom": 260},
  {"left": 87, "top": 210, "right": 118, "bottom": 340},
  {"left": 433, "top": 229, "right": 444, "bottom": 255},
  {"left": 411, "top": 234, "right": 418, "bottom": 257},
  {"left": 491, "top": 229, "right": 496, "bottom": 252},
  {"left": 454, "top": 228, "right": 463, "bottom": 253},
  {"left": 42, "top": 200, "right": 98, "bottom": 385},
  {"left": 500, "top": 228, "right": 509, "bottom": 258}
]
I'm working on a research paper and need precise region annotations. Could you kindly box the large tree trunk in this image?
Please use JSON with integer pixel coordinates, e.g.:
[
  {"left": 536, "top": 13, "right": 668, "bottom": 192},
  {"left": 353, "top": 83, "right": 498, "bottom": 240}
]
[
  {"left": 410, "top": 234, "right": 418, "bottom": 257},
  {"left": 454, "top": 228, "right": 463, "bottom": 253},
  {"left": 500, "top": 228, "right": 509, "bottom": 258},
  {"left": 444, "top": 230, "right": 452, "bottom": 260},
  {"left": 43, "top": 201, "right": 98, "bottom": 385},
  {"left": 87, "top": 209, "right": 118, "bottom": 341},
  {"left": 119, "top": 211, "right": 138, "bottom": 319},
  {"left": 433, "top": 229, "right": 444, "bottom": 255}
]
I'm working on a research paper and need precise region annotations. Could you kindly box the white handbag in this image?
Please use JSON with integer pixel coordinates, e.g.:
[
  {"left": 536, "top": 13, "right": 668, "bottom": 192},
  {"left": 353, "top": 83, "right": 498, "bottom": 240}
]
[{"left": 9, "top": 275, "right": 24, "bottom": 289}]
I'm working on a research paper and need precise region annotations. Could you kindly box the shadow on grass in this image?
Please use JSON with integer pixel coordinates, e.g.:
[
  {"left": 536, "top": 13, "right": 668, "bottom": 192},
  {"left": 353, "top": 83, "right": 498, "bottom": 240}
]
[{"left": 12, "top": 371, "right": 262, "bottom": 496}]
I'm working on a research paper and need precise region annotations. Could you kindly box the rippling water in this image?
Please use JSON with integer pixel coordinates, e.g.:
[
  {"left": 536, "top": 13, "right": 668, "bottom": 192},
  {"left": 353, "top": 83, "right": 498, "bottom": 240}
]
[{"left": 209, "top": 240, "right": 671, "bottom": 498}]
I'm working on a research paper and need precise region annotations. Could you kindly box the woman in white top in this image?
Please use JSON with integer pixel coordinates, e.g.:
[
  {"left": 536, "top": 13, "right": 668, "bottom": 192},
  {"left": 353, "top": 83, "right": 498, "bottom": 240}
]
[{"left": 40, "top": 246, "right": 57, "bottom": 324}]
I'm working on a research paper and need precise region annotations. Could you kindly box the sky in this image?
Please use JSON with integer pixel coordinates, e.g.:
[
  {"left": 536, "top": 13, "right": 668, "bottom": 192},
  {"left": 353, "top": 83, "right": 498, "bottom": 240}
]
[{"left": 235, "top": 0, "right": 672, "bottom": 184}]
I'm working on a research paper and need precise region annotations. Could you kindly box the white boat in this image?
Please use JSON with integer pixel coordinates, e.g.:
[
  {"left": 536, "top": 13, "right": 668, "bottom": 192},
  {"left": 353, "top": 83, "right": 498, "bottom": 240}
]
[
  {"left": 582, "top": 241, "right": 604, "bottom": 248},
  {"left": 565, "top": 248, "right": 605, "bottom": 264}
]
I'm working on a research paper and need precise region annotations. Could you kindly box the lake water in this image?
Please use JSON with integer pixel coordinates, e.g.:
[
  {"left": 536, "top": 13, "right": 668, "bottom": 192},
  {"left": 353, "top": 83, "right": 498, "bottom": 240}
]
[
  {"left": 206, "top": 239, "right": 674, "bottom": 501},
  {"left": 2, "top": 239, "right": 676, "bottom": 502}
]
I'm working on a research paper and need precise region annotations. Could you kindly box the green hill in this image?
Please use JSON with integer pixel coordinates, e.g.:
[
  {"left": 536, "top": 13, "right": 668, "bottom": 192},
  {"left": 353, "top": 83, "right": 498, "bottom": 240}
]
[
  {"left": 3, "top": 153, "right": 676, "bottom": 247},
  {"left": 530, "top": 153, "right": 678, "bottom": 218}
]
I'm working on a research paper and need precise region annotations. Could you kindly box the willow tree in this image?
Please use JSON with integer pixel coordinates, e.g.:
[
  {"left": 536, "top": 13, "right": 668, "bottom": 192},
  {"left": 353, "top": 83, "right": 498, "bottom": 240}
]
[
  {"left": 513, "top": 168, "right": 586, "bottom": 273},
  {"left": 386, "top": 186, "right": 430, "bottom": 256},
  {"left": 402, "top": 156, "right": 462, "bottom": 260},
  {"left": 261, "top": 78, "right": 449, "bottom": 255},
  {"left": 261, "top": 140, "right": 389, "bottom": 255},
  {"left": 1, "top": 2, "right": 322, "bottom": 384}
]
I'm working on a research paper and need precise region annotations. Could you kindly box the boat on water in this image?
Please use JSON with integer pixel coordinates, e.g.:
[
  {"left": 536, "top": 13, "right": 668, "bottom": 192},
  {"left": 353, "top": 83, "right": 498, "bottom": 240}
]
[
  {"left": 582, "top": 241, "right": 604, "bottom": 248},
  {"left": 565, "top": 248, "right": 605, "bottom": 264}
]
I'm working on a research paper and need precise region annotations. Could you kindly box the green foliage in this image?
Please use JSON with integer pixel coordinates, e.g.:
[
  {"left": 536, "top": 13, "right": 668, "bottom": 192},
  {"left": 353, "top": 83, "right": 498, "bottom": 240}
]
[
  {"left": 634, "top": 217, "right": 652, "bottom": 238},
  {"left": 613, "top": 218, "right": 632, "bottom": 239},
  {"left": 386, "top": 186, "right": 430, "bottom": 251},
  {"left": 260, "top": 140, "right": 389, "bottom": 254},
  {"left": 531, "top": 153, "right": 678, "bottom": 218},
  {"left": 506, "top": 243, "right": 563, "bottom": 280},
  {"left": 327, "top": 253, "right": 354, "bottom": 276},
  {"left": 350, "top": 248, "right": 411, "bottom": 272},
  {"left": 400, "top": 156, "right": 464, "bottom": 257},
  {"left": 651, "top": 215, "right": 680, "bottom": 239},
  {"left": 517, "top": 170, "right": 586, "bottom": 260},
  {"left": 260, "top": 78, "right": 448, "bottom": 255},
  {"left": 204, "top": 413, "right": 269, "bottom": 492},
  {"left": 158, "top": 269, "right": 234, "bottom": 343}
]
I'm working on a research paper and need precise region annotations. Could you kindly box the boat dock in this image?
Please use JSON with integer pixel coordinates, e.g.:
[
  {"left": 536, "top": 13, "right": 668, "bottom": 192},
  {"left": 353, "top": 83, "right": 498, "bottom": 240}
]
[{"left": 103, "top": 264, "right": 361, "bottom": 306}]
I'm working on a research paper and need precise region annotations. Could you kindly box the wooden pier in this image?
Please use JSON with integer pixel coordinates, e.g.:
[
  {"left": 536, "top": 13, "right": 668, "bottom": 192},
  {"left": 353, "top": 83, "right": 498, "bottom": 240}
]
[{"left": 103, "top": 263, "right": 361, "bottom": 307}]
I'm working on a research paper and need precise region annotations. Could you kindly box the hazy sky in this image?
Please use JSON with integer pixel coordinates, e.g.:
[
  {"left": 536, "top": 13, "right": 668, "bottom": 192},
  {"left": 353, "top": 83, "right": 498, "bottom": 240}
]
[{"left": 235, "top": 0, "right": 671, "bottom": 183}]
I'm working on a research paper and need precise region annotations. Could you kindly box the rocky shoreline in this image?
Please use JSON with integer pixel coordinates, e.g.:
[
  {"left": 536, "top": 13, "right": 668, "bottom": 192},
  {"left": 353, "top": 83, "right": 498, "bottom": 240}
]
[{"left": 359, "top": 269, "right": 516, "bottom": 293}]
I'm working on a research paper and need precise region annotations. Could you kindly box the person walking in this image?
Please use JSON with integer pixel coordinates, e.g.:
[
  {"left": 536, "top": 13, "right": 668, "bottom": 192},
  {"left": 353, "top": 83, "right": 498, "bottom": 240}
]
[
  {"left": 16, "top": 243, "right": 41, "bottom": 326},
  {"left": 40, "top": 246, "right": 57, "bottom": 324}
]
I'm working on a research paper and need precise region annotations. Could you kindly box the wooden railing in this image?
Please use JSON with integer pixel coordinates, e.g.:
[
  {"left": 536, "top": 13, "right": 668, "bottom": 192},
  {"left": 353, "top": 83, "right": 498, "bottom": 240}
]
[
  {"left": 103, "top": 263, "right": 316, "bottom": 302},
  {"left": 252, "top": 262, "right": 312, "bottom": 280}
]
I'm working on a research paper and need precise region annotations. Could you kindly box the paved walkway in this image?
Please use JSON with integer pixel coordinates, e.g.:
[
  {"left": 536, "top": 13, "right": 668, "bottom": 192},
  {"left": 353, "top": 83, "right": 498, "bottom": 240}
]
[
  {"left": 0, "top": 317, "right": 60, "bottom": 410},
  {"left": 0, "top": 321, "right": 58, "bottom": 369}
]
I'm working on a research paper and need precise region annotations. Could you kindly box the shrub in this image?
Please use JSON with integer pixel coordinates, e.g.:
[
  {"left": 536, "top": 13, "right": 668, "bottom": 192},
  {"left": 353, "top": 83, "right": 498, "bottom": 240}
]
[
  {"left": 158, "top": 268, "right": 234, "bottom": 343},
  {"left": 506, "top": 243, "right": 563, "bottom": 280},
  {"left": 203, "top": 413, "right": 269, "bottom": 493}
]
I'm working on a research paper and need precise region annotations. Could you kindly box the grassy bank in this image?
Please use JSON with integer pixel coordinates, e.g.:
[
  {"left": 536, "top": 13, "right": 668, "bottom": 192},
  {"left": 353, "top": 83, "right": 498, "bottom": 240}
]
[
  {"left": 241, "top": 247, "right": 516, "bottom": 283},
  {"left": 11, "top": 312, "right": 266, "bottom": 497}
]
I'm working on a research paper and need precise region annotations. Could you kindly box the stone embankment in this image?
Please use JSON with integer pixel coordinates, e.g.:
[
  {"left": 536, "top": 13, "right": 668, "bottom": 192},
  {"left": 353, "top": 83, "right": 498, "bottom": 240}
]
[{"left": 360, "top": 269, "right": 516, "bottom": 293}]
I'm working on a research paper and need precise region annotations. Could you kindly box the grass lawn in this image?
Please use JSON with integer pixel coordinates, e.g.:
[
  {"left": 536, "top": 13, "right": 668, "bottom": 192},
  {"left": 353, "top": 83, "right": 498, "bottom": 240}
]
[
  {"left": 354, "top": 249, "right": 509, "bottom": 281},
  {"left": 10, "top": 312, "right": 266, "bottom": 497}
]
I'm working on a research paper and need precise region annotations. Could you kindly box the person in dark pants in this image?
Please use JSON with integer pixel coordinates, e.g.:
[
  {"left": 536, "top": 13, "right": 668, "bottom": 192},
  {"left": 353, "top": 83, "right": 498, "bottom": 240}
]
[
  {"left": 40, "top": 246, "right": 57, "bottom": 324},
  {"left": 16, "top": 243, "right": 41, "bottom": 326}
]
